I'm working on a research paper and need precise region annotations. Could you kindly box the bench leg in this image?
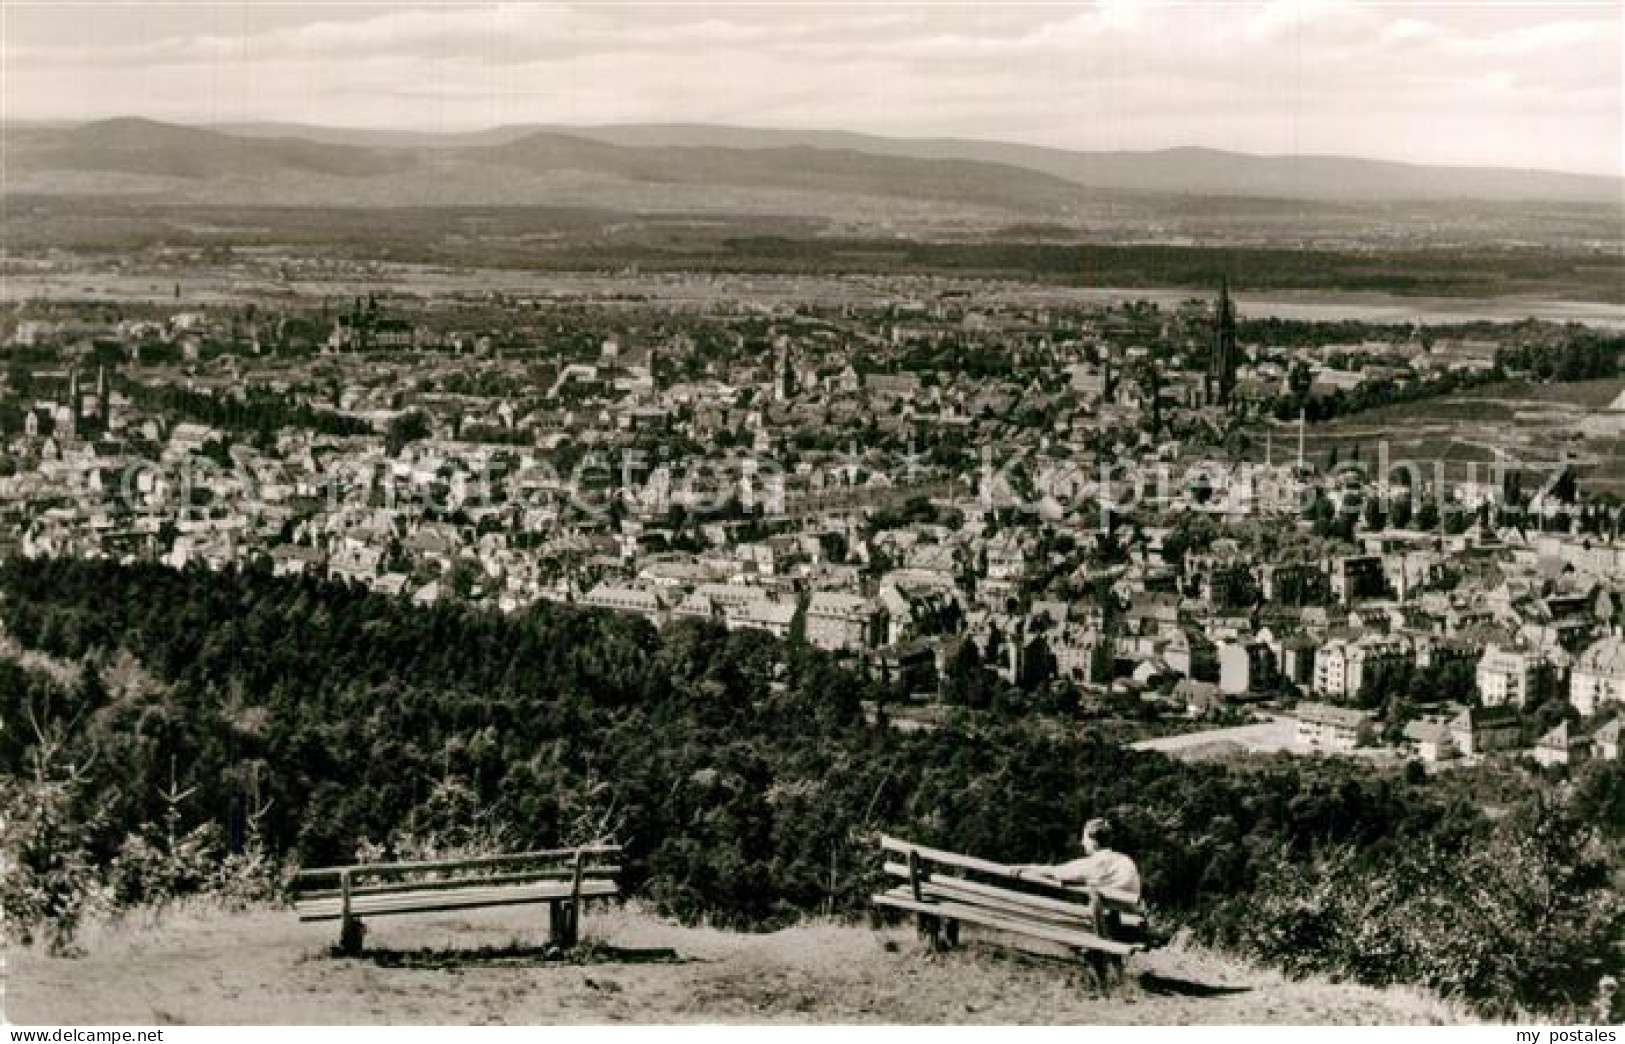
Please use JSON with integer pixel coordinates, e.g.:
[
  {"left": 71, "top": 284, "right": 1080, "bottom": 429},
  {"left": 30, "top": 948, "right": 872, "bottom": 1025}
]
[
  {"left": 338, "top": 914, "right": 365, "bottom": 957},
  {"left": 550, "top": 900, "right": 577, "bottom": 948},
  {"left": 1083, "top": 951, "right": 1125, "bottom": 995},
  {"left": 1106, "top": 953, "right": 1126, "bottom": 993},
  {"left": 917, "top": 913, "right": 948, "bottom": 952}
]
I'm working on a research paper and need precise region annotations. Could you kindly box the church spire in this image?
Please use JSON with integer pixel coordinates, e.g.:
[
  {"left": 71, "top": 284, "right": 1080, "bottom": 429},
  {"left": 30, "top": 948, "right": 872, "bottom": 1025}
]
[{"left": 1209, "top": 275, "right": 1238, "bottom": 407}]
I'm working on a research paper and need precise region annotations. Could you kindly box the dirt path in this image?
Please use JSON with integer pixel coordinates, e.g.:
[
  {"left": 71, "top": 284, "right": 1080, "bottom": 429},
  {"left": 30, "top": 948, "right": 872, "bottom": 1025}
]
[{"left": 6, "top": 902, "right": 1476, "bottom": 1025}]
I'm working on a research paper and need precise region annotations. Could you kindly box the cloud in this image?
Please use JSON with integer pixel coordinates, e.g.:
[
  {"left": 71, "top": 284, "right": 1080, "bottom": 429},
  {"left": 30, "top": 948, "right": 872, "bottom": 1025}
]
[{"left": 2, "top": 1, "right": 1619, "bottom": 175}]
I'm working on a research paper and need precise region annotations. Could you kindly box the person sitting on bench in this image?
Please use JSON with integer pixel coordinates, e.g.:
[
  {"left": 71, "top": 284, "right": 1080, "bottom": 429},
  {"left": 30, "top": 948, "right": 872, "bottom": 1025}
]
[{"left": 1012, "top": 817, "right": 1141, "bottom": 902}]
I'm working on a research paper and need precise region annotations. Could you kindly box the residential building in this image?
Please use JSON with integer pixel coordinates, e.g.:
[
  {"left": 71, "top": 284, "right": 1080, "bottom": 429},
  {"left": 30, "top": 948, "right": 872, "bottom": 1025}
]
[
  {"left": 1218, "top": 640, "right": 1276, "bottom": 695},
  {"left": 1593, "top": 718, "right": 1621, "bottom": 762},
  {"left": 1476, "top": 643, "right": 1561, "bottom": 708},
  {"left": 1279, "top": 632, "right": 1319, "bottom": 687},
  {"left": 1449, "top": 705, "right": 1522, "bottom": 757},
  {"left": 1532, "top": 722, "right": 1590, "bottom": 767},
  {"left": 1051, "top": 624, "right": 1102, "bottom": 684},
  {"left": 1294, "top": 702, "right": 1372, "bottom": 752},
  {"left": 1571, "top": 636, "right": 1625, "bottom": 716},
  {"left": 1260, "top": 561, "right": 1327, "bottom": 606},
  {"left": 582, "top": 582, "right": 668, "bottom": 624},
  {"left": 805, "top": 592, "right": 885, "bottom": 653},
  {"left": 1175, "top": 678, "right": 1223, "bottom": 716},
  {"left": 1313, "top": 640, "right": 1350, "bottom": 697},
  {"left": 1404, "top": 719, "right": 1456, "bottom": 763},
  {"left": 726, "top": 597, "right": 798, "bottom": 639},
  {"left": 1329, "top": 554, "right": 1385, "bottom": 604},
  {"left": 1313, "top": 635, "right": 1409, "bottom": 700}
]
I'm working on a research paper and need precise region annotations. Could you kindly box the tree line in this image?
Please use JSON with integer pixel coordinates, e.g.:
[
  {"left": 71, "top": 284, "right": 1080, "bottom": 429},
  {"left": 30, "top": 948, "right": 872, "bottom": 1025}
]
[{"left": 127, "top": 384, "right": 375, "bottom": 444}]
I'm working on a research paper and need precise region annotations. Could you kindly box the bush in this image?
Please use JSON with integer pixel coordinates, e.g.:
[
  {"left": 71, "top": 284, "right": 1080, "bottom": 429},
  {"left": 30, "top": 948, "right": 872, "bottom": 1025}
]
[
  {"left": 1208, "top": 798, "right": 1623, "bottom": 1016},
  {"left": 107, "top": 824, "right": 222, "bottom": 909},
  {"left": 1, "top": 778, "right": 107, "bottom": 954},
  {"left": 215, "top": 843, "right": 279, "bottom": 908}
]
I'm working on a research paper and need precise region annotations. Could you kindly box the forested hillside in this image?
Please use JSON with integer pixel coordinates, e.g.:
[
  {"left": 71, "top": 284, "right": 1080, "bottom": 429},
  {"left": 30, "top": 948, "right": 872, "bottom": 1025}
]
[{"left": 2, "top": 558, "right": 1619, "bottom": 1014}]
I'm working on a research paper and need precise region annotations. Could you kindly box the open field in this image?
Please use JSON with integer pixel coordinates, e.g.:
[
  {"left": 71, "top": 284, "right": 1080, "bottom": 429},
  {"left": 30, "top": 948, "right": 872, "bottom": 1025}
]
[
  {"left": 5, "top": 902, "right": 1479, "bottom": 1025},
  {"left": 4, "top": 255, "right": 1624, "bottom": 330},
  {"left": 3, "top": 196, "right": 1623, "bottom": 305},
  {"left": 1251, "top": 379, "right": 1625, "bottom": 495},
  {"left": 1134, "top": 716, "right": 1298, "bottom": 758}
]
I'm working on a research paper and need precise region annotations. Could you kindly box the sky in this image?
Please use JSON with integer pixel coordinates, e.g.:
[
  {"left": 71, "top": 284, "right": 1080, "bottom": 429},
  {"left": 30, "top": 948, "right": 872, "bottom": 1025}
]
[{"left": 2, "top": 1, "right": 1621, "bottom": 176}]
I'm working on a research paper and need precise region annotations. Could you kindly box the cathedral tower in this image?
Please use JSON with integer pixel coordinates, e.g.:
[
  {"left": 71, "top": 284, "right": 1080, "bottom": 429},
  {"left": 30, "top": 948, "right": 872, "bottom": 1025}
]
[{"left": 1208, "top": 276, "right": 1238, "bottom": 407}]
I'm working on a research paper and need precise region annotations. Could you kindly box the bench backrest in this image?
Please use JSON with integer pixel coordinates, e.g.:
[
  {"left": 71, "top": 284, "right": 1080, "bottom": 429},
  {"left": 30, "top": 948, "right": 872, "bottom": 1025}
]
[{"left": 292, "top": 844, "right": 622, "bottom": 907}]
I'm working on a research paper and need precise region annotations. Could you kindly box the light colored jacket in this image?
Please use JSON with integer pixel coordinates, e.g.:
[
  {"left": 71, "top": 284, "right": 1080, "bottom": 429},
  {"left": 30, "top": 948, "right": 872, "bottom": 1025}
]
[{"left": 1046, "top": 849, "right": 1141, "bottom": 901}]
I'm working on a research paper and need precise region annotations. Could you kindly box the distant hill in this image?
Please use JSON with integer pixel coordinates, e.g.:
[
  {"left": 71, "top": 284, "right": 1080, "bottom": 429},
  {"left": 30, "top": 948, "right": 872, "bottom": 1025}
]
[
  {"left": 1, "top": 118, "right": 1091, "bottom": 215},
  {"left": 6, "top": 119, "right": 1619, "bottom": 211},
  {"left": 210, "top": 120, "right": 1625, "bottom": 205},
  {"left": 9, "top": 119, "right": 397, "bottom": 180}
]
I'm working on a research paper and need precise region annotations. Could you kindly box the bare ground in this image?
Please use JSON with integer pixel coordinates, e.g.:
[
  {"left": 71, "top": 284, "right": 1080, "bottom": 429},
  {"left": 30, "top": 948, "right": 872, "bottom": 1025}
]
[{"left": 4, "top": 901, "right": 1481, "bottom": 1025}]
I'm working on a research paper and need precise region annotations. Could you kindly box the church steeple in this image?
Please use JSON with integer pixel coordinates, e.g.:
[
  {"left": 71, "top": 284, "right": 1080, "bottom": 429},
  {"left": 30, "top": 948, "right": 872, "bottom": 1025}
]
[
  {"left": 1208, "top": 276, "right": 1238, "bottom": 407},
  {"left": 774, "top": 335, "right": 793, "bottom": 402},
  {"left": 96, "top": 365, "right": 110, "bottom": 428}
]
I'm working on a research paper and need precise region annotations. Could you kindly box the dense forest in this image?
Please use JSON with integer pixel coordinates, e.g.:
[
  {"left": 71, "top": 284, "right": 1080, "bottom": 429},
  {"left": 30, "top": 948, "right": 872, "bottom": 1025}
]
[
  {"left": 2, "top": 557, "right": 1619, "bottom": 1014},
  {"left": 1494, "top": 328, "right": 1625, "bottom": 383}
]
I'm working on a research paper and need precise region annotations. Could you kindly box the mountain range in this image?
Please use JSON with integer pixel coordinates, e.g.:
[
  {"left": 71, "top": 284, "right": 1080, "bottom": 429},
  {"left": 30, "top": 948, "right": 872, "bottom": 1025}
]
[{"left": 4, "top": 118, "right": 1620, "bottom": 212}]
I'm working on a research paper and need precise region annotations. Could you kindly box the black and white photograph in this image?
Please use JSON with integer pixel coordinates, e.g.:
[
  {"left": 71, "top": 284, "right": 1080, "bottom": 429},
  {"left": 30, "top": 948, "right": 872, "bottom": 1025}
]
[{"left": 0, "top": 0, "right": 1622, "bottom": 1031}]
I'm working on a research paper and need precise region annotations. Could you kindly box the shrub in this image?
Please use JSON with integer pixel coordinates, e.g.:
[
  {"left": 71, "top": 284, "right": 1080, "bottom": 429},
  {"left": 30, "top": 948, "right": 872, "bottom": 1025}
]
[
  {"left": 1208, "top": 798, "right": 1623, "bottom": 1016},
  {"left": 107, "top": 824, "right": 222, "bottom": 909},
  {"left": 1, "top": 778, "right": 107, "bottom": 954}
]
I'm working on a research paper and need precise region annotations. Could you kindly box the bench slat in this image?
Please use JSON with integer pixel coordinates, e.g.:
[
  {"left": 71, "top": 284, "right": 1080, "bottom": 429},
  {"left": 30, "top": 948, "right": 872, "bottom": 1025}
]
[
  {"left": 929, "top": 876, "right": 1141, "bottom": 929},
  {"left": 296, "top": 845, "right": 621, "bottom": 882},
  {"left": 295, "top": 881, "right": 618, "bottom": 922},
  {"left": 921, "top": 879, "right": 1144, "bottom": 938},
  {"left": 919, "top": 879, "right": 1099, "bottom": 930},
  {"left": 294, "top": 867, "right": 620, "bottom": 903},
  {"left": 309, "top": 880, "right": 617, "bottom": 910},
  {"left": 873, "top": 888, "right": 1134, "bottom": 956}
]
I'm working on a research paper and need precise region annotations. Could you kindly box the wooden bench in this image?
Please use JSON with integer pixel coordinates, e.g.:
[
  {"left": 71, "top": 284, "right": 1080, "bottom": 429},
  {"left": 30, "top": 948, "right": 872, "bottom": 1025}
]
[
  {"left": 292, "top": 845, "right": 621, "bottom": 955},
  {"left": 872, "top": 835, "right": 1149, "bottom": 989}
]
